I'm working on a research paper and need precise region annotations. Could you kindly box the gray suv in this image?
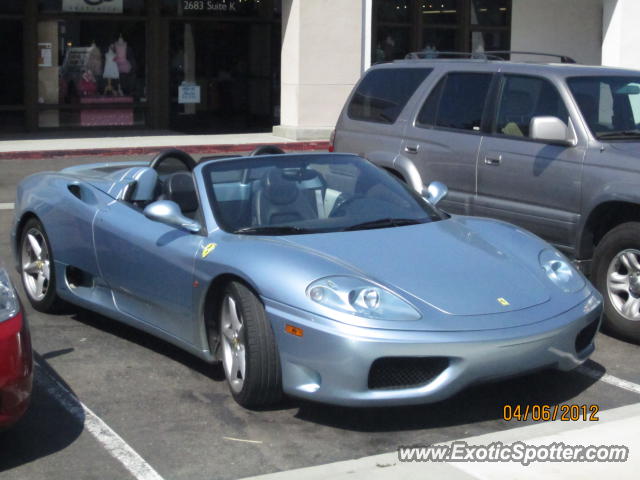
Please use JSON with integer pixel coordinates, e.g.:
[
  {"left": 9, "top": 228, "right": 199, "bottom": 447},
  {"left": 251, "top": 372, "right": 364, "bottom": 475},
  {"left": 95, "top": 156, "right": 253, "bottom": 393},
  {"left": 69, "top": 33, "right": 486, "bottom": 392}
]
[{"left": 333, "top": 56, "right": 640, "bottom": 343}]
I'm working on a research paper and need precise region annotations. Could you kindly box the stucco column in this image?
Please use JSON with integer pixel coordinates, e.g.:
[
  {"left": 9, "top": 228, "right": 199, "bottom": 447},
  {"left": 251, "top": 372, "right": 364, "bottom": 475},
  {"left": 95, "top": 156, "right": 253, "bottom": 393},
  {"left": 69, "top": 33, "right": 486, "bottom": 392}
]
[
  {"left": 602, "top": 0, "right": 640, "bottom": 68},
  {"left": 510, "top": 0, "right": 602, "bottom": 65},
  {"left": 274, "top": 0, "right": 368, "bottom": 140}
]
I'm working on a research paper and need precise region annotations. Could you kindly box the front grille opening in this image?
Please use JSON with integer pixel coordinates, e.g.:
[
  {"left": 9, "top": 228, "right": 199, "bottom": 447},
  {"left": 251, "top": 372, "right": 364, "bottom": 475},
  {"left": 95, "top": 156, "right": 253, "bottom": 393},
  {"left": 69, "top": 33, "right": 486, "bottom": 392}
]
[
  {"left": 575, "top": 318, "right": 599, "bottom": 353},
  {"left": 368, "top": 357, "right": 449, "bottom": 390}
]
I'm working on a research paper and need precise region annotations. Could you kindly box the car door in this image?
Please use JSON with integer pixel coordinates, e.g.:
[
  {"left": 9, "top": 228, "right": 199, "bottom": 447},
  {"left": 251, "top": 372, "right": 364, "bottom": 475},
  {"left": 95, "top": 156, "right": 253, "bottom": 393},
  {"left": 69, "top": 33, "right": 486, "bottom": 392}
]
[
  {"left": 93, "top": 200, "right": 203, "bottom": 344},
  {"left": 475, "top": 73, "right": 585, "bottom": 252},
  {"left": 401, "top": 71, "right": 495, "bottom": 215}
]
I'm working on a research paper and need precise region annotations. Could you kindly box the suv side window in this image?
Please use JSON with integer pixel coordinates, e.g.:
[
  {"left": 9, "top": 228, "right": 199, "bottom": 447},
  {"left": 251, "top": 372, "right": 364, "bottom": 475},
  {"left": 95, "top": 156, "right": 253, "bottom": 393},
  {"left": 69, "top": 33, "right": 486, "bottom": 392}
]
[
  {"left": 417, "top": 72, "right": 493, "bottom": 132},
  {"left": 347, "top": 68, "right": 432, "bottom": 124},
  {"left": 495, "top": 75, "right": 569, "bottom": 138}
]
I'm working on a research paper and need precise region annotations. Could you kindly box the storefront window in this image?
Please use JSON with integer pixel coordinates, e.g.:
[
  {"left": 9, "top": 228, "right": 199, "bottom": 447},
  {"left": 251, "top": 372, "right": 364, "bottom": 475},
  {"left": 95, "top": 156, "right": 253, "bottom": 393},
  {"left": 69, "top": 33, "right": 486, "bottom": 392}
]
[
  {"left": 374, "top": 26, "right": 411, "bottom": 63},
  {"left": 470, "top": 0, "right": 510, "bottom": 27},
  {"left": 422, "top": 0, "right": 460, "bottom": 26},
  {"left": 0, "top": 1, "right": 24, "bottom": 14},
  {"left": 375, "top": 0, "right": 410, "bottom": 23},
  {"left": 38, "top": 19, "right": 146, "bottom": 127},
  {"left": 39, "top": 0, "right": 146, "bottom": 15},
  {"left": 0, "top": 21, "right": 24, "bottom": 106},
  {"left": 373, "top": 0, "right": 511, "bottom": 62},
  {"left": 471, "top": 30, "right": 509, "bottom": 53},
  {"left": 423, "top": 28, "right": 459, "bottom": 53},
  {"left": 161, "top": 0, "right": 272, "bottom": 18},
  {"left": 168, "top": 20, "right": 276, "bottom": 133}
]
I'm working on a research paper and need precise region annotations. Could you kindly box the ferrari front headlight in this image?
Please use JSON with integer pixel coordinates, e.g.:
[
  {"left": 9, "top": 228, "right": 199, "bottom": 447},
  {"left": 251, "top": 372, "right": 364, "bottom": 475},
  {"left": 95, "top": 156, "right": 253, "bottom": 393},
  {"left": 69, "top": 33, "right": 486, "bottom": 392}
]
[
  {"left": 306, "top": 276, "right": 421, "bottom": 321},
  {"left": 539, "top": 249, "right": 585, "bottom": 293}
]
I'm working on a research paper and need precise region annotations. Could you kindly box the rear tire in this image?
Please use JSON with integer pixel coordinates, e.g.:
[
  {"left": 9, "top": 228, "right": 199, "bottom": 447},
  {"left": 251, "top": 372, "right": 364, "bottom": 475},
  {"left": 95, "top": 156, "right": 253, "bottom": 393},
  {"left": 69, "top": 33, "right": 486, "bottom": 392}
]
[
  {"left": 593, "top": 222, "right": 640, "bottom": 343},
  {"left": 19, "top": 218, "right": 66, "bottom": 313},
  {"left": 218, "top": 281, "right": 282, "bottom": 407}
]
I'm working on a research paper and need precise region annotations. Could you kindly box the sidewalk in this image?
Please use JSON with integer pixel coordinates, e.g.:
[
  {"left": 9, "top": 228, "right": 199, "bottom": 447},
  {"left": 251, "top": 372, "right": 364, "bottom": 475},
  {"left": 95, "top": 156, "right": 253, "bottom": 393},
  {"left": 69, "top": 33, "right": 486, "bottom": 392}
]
[
  {"left": 241, "top": 402, "right": 640, "bottom": 480},
  {"left": 0, "top": 132, "right": 329, "bottom": 160}
]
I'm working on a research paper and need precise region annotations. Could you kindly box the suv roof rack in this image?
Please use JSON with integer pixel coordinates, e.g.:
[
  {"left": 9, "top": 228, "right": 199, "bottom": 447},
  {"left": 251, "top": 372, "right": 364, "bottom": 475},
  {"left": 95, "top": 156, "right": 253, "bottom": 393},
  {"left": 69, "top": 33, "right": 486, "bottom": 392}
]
[{"left": 404, "top": 50, "right": 577, "bottom": 64}]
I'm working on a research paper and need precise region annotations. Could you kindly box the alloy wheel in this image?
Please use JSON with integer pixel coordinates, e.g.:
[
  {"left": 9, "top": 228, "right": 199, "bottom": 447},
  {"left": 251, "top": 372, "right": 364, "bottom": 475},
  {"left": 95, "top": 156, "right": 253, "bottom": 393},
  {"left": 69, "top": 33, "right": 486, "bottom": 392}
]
[
  {"left": 220, "top": 294, "right": 246, "bottom": 393},
  {"left": 606, "top": 248, "right": 640, "bottom": 321},
  {"left": 21, "top": 228, "right": 51, "bottom": 302}
]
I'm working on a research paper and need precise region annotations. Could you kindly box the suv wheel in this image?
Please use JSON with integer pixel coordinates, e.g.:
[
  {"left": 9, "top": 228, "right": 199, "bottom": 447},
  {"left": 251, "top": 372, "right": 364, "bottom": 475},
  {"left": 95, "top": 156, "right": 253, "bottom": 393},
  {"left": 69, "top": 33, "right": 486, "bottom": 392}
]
[{"left": 593, "top": 222, "right": 640, "bottom": 343}]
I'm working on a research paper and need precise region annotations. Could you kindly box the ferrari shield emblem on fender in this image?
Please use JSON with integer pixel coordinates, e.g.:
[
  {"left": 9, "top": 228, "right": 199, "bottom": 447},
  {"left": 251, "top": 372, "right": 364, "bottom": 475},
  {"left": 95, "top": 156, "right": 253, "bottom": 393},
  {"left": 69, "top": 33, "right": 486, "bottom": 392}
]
[
  {"left": 201, "top": 243, "right": 217, "bottom": 258},
  {"left": 497, "top": 297, "right": 510, "bottom": 306}
]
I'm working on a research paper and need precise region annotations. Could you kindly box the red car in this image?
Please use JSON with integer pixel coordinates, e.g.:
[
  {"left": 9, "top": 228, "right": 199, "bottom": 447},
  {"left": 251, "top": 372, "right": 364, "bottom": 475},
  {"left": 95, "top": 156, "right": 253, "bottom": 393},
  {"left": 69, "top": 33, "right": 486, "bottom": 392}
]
[{"left": 0, "top": 260, "right": 32, "bottom": 429}]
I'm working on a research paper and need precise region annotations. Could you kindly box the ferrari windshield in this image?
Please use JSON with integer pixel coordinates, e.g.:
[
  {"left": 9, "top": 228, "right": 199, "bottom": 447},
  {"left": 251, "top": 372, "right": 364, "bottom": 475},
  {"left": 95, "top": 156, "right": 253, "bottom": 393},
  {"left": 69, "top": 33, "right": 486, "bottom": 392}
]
[
  {"left": 568, "top": 76, "right": 640, "bottom": 140},
  {"left": 202, "top": 154, "right": 441, "bottom": 235}
]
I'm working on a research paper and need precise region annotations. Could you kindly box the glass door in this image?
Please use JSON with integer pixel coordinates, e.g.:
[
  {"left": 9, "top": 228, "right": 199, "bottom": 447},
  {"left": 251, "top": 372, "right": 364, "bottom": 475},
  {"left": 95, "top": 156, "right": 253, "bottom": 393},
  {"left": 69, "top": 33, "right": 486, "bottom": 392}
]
[{"left": 168, "top": 20, "right": 277, "bottom": 133}]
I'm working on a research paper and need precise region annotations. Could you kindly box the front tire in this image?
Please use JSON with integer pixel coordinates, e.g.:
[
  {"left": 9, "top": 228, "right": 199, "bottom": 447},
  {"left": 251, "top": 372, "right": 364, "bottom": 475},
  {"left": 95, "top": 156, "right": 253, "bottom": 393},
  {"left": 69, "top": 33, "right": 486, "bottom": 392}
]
[
  {"left": 219, "top": 281, "right": 282, "bottom": 407},
  {"left": 19, "top": 218, "right": 65, "bottom": 313},
  {"left": 593, "top": 222, "right": 640, "bottom": 343}
]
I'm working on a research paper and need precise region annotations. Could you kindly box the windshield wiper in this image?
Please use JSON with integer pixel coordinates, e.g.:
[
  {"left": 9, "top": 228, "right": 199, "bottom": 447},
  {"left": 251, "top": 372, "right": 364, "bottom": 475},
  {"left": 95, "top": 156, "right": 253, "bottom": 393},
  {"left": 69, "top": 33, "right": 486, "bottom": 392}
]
[
  {"left": 343, "top": 218, "right": 423, "bottom": 232},
  {"left": 233, "top": 225, "right": 313, "bottom": 235},
  {"left": 597, "top": 130, "right": 640, "bottom": 139}
]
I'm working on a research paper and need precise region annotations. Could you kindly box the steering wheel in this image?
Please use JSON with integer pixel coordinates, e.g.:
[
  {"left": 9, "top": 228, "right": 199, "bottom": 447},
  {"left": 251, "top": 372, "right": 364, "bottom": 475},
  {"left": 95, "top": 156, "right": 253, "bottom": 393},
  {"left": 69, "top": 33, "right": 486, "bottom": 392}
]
[
  {"left": 249, "top": 145, "right": 286, "bottom": 156},
  {"left": 329, "top": 194, "right": 367, "bottom": 217},
  {"left": 149, "top": 149, "right": 197, "bottom": 172}
]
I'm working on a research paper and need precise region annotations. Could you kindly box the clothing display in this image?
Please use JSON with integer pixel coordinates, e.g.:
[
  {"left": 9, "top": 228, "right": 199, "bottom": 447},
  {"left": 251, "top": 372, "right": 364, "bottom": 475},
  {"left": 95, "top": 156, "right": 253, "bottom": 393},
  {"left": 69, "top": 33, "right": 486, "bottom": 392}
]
[
  {"left": 78, "top": 70, "right": 97, "bottom": 96},
  {"left": 86, "top": 42, "right": 103, "bottom": 78},
  {"left": 115, "top": 36, "right": 132, "bottom": 74},
  {"left": 103, "top": 47, "right": 120, "bottom": 80}
]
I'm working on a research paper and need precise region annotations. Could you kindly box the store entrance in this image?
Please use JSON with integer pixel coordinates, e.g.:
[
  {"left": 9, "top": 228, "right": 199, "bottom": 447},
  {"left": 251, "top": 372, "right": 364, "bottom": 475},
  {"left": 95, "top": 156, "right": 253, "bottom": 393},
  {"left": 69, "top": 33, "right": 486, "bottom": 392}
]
[{"left": 169, "top": 21, "right": 279, "bottom": 134}]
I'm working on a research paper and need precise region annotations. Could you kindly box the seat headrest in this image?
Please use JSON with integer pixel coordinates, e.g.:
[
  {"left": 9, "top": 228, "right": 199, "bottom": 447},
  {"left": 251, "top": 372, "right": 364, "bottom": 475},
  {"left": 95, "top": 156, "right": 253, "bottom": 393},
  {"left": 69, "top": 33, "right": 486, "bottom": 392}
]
[
  {"left": 164, "top": 172, "right": 198, "bottom": 213},
  {"left": 129, "top": 167, "right": 159, "bottom": 202},
  {"left": 261, "top": 169, "right": 299, "bottom": 205}
]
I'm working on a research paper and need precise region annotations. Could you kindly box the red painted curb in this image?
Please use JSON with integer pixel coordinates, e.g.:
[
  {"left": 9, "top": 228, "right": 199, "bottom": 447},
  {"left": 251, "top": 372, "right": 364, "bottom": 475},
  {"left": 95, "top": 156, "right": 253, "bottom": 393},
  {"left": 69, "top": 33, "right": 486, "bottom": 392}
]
[{"left": 0, "top": 141, "right": 330, "bottom": 160}]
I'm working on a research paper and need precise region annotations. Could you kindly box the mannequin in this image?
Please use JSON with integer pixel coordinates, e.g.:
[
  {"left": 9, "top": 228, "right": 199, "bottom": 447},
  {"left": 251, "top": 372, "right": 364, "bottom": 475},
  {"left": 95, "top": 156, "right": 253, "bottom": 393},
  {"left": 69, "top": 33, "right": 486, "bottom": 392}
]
[
  {"left": 86, "top": 42, "right": 103, "bottom": 78},
  {"left": 78, "top": 70, "right": 97, "bottom": 97},
  {"left": 103, "top": 44, "right": 121, "bottom": 95},
  {"left": 115, "top": 34, "right": 132, "bottom": 74}
]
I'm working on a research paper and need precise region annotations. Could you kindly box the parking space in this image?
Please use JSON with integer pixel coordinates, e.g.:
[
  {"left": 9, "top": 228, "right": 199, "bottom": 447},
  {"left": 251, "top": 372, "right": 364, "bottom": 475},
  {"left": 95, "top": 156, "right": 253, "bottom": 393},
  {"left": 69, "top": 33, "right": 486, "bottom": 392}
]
[{"left": 1, "top": 154, "right": 639, "bottom": 480}]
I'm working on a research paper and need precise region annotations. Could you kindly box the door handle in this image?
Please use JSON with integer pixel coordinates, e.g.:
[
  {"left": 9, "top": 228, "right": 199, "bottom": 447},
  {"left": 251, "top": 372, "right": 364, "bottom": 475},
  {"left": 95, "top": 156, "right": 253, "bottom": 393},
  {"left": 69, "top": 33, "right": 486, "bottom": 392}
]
[
  {"left": 484, "top": 155, "right": 502, "bottom": 166},
  {"left": 404, "top": 145, "right": 419, "bottom": 154}
]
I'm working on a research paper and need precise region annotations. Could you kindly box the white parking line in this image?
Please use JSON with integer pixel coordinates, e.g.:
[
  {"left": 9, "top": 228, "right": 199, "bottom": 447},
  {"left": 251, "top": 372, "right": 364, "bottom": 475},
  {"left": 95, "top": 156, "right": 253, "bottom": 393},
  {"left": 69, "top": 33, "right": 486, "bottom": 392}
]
[
  {"left": 577, "top": 364, "right": 640, "bottom": 395},
  {"left": 37, "top": 361, "right": 165, "bottom": 480},
  {"left": 0, "top": 202, "right": 14, "bottom": 210}
]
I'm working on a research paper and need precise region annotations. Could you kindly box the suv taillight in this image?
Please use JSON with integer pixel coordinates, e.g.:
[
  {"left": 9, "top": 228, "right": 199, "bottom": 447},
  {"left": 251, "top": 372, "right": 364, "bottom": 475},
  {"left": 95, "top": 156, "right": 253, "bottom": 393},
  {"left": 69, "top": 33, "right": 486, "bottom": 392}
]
[{"left": 328, "top": 129, "right": 336, "bottom": 152}]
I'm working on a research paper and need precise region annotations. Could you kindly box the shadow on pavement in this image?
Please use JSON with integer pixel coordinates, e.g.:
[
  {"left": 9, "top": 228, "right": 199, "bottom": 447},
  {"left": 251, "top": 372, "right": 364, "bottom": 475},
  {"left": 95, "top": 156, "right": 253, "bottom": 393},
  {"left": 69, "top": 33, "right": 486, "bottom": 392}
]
[
  {"left": 71, "top": 307, "right": 226, "bottom": 382},
  {"left": 0, "top": 357, "right": 85, "bottom": 472}
]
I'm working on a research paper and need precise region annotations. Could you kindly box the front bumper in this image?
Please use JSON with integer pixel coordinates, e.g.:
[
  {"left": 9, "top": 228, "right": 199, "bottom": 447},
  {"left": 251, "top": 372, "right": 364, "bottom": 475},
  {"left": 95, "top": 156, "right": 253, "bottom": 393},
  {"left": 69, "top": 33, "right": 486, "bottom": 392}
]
[{"left": 265, "top": 294, "right": 602, "bottom": 407}]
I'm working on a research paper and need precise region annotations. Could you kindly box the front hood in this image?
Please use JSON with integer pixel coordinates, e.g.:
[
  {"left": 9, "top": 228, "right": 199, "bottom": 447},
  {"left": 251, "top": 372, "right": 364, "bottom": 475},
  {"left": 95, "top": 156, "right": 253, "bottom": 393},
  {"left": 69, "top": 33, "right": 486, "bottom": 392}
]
[
  {"left": 280, "top": 218, "right": 551, "bottom": 317},
  {"left": 608, "top": 141, "right": 640, "bottom": 156}
]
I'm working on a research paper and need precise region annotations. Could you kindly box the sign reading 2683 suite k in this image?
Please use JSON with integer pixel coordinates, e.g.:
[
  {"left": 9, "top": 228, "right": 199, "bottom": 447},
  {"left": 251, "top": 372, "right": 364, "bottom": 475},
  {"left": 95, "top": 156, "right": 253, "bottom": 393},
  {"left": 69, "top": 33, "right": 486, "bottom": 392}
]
[
  {"left": 62, "top": 0, "right": 124, "bottom": 13},
  {"left": 182, "top": 1, "right": 239, "bottom": 13}
]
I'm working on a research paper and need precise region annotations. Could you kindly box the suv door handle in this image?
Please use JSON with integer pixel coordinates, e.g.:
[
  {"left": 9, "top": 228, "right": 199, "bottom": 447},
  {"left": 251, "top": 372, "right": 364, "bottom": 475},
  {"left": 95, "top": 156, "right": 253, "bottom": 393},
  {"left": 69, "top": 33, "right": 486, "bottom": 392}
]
[
  {"left": 484, "top": 155, "right": 502, "bottom": 166},
  {"left": 404, "top": 145, "right": 419, "bottom": 154}
]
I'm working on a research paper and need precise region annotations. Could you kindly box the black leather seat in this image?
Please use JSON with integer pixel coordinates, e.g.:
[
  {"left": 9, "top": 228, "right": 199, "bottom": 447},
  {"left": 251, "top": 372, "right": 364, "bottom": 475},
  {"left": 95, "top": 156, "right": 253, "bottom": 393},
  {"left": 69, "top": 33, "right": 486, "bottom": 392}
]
[
  {"left": 163, "top": 172, "right": 199, "bottom": 217},
  {"left": 252, "top": 168, "right": 316, "bottom": 225}
]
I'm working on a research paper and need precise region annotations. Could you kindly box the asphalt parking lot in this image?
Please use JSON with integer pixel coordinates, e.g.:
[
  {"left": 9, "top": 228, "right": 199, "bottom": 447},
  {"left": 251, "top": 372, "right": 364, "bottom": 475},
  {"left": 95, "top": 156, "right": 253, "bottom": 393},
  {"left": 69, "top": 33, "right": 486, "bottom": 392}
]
[{"left": 1, "top": 153, "right": 639, "bottom": 480}]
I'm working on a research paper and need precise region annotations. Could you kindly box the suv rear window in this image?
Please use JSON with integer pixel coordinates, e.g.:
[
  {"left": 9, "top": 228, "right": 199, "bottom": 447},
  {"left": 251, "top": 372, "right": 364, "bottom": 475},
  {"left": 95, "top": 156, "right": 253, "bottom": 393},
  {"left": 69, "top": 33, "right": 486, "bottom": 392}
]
[{"left": 348, "top": 68, "right": 432, "bottom": 124}]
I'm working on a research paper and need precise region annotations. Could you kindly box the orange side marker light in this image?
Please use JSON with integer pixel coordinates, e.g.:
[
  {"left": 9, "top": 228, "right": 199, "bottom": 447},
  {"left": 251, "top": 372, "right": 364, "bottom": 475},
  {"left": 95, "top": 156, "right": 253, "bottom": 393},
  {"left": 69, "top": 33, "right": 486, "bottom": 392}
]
[{"left": 285, "top": 324, "right": 304, "bottom": 337}]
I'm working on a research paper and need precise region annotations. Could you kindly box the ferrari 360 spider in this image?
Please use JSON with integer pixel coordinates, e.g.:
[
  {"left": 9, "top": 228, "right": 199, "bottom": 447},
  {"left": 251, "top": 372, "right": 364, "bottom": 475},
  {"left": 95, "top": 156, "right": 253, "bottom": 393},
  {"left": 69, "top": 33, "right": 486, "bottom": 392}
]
[{"left": 11, "top": 149, "right": 602, "bottom": 407}]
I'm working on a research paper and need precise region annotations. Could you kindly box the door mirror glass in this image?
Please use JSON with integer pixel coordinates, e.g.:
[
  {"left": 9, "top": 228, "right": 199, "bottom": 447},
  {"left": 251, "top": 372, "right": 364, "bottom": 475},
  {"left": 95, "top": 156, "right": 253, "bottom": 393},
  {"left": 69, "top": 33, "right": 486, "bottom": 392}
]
[
  {"left": 530, "top": 116, "right": 575, "bottom": 146},
  {"left": 423, "top": 181, "right": 448, "bottom": 207},
  {"left": 143, "top": 200, "right": 201, "bottom": 233}
]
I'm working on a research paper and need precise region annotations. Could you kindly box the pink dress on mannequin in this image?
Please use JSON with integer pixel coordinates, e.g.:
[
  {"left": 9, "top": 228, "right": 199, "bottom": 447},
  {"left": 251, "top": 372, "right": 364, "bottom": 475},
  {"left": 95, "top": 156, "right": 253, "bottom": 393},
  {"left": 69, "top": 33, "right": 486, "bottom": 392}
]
[{"left": 115, "top": 36, "right": 132, "bottom": 74}]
